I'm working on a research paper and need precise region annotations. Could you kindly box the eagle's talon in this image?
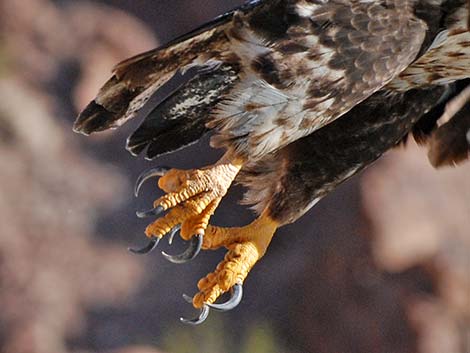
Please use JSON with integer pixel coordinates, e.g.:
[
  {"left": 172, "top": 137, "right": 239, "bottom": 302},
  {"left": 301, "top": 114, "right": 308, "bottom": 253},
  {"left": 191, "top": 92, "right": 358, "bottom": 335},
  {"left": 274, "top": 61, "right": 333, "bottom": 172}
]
[
  {"left": 191, "top": 215, "right": 278, "bottom": 309},
  {"left": 136, "top": 205, "right": 164, "bottom": 218},
  {"left": 207, "top": 283, "right": 243, "bottom": 312},
  {"left": 128, "top": 238, "right": 160, "bottom": 254},
  {"left": 135, "top": 161, "right": 241, "bottom": 256},
  {"left": 161, "top": 234, "right": 203, "bottom": 264},
  {"left": 134, "top": 166, "right": 170, "bottom": 197},
  {"left": 168, "top": 225, "right": 181, "bottom": 245},
  {"left": 180, "top": 304, "right": 210, "bottom": 325}
]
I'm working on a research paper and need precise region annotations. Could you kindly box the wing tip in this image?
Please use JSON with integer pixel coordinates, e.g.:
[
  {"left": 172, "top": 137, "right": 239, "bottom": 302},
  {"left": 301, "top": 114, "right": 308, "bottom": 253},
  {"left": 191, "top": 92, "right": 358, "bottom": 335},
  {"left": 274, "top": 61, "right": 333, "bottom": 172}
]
[
  {"left": 125, "top": 131, "right": 149, "bottom": 157},
  {"left": 73, "top": 100, "right": 116, "bottom": 135}
]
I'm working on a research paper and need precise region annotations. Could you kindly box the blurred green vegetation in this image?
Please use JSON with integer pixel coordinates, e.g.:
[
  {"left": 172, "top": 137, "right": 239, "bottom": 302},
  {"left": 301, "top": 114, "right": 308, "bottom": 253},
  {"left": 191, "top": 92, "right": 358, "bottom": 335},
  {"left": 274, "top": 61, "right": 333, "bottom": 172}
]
[{"left": 161, "top": 317, "right": 281, "bottom": 353}]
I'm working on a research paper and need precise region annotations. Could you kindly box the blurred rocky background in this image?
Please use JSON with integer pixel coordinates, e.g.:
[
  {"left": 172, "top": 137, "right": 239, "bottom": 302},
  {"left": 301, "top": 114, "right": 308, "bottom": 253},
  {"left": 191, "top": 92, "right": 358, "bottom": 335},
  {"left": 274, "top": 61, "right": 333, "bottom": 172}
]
[{"left": 0, "top": 1, "right": 468, "bottom": 353}]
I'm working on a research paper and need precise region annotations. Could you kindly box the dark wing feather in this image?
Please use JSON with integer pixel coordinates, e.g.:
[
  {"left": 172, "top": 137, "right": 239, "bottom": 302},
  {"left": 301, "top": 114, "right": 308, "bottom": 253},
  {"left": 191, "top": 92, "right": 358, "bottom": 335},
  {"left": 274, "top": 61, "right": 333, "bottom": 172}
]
[
  {"left": 126, "top": 63, "right": 240, "bottom": 159},
  {"left": 75, "top": 0, "right": 432, "bottom": 161},
  {"left": 73, "top": 0, "right": 270, "bottom": 136},
  {"left": 74, "top": 10, "right": 238, "bottom": 135}
]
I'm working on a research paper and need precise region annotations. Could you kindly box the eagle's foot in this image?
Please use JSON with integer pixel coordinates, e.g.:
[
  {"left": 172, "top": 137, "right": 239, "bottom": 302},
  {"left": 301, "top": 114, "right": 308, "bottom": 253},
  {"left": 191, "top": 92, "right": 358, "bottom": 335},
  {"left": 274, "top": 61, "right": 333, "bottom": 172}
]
[
  {"left": 131, "top": 159, "right": 242, "bottom": 261},
  {"left": 181, "top": 213, "right": 278, "bottom": 324}
]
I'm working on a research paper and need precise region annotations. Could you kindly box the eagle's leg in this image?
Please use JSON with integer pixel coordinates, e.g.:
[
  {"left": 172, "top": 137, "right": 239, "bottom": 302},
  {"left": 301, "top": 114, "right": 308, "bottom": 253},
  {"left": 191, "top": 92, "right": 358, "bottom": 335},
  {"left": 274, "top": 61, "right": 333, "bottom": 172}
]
[
  {"left": 137, "top": 157, "right": 243, "bottom": 258},
  {"left": 190, "top": 212, "right": 279, "bottom": 309}
]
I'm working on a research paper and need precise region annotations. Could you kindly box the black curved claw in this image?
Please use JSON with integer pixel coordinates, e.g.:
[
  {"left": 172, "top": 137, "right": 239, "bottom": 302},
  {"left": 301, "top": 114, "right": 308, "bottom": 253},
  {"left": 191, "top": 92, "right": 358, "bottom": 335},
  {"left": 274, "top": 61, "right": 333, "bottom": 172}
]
[
  {"left": 161, "top": 234, "right": 203, "bottom": 264},
  {"left": 136, "top": 205, "right": 164, "bottom": 218},
  {"left": 180, "top": 304, "right": 210, "bottom": 325},
  {"left": 207, "top": 283, "right": 243, "bottom": 312},
  {"left": 128, "top": 238, "right": 160, "bottom": 254},
  {"left": 168, "top": 225, "right": 181, "bottom": 245},
  {"left": 134, "top": 167, "right": 170, "bottom": 197},
  {"left": 182, "top": 293, "right": 194, "bottom": 304}
]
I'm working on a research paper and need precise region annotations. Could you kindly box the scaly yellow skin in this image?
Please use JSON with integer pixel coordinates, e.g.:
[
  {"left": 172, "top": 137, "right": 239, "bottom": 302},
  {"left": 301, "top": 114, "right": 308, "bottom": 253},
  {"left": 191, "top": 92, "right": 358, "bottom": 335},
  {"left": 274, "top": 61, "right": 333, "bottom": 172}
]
[
  {"left": 193, "top": 213, "right": 279, "bottom": 308},
  {"left": 144, "top": 158, "right": 242, "bottom": 240}
]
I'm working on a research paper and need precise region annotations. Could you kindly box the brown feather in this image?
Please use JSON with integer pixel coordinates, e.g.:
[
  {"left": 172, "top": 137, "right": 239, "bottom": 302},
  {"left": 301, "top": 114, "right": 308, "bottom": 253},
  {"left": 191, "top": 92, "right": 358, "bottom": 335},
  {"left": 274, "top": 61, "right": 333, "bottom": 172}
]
[
  {"left": 73, "top": 25, "right": 230, "bottom": 135},
  {"left": 428, "top": 84, "right": 470, "bottom": 167}
]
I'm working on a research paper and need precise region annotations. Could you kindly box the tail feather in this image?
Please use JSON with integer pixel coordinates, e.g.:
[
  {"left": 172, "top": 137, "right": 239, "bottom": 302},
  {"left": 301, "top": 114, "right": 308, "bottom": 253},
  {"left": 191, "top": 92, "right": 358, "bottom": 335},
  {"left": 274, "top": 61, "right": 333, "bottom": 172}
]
[
  {"left": 73, "top": 22, "right": 232, "bottom": 136},
  {"left": 410, "top": 82, "right": 456, "bottom": 144},
  {"left": 428, "top": 84, "right": 470, "bottom": 168},
  {"left": 409, "top": 79, "right": 470, "bottom": 145},
  {"left": 127, "top": 63, "right": 240, "bottom": 159}
]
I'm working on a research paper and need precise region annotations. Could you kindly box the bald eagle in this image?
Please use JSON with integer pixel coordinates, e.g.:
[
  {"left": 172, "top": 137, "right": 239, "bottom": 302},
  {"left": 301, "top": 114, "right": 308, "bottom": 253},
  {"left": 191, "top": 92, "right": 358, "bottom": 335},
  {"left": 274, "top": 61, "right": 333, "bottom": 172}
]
[{"left": 74, "top": 0, "right": 470, "bottom": 324}]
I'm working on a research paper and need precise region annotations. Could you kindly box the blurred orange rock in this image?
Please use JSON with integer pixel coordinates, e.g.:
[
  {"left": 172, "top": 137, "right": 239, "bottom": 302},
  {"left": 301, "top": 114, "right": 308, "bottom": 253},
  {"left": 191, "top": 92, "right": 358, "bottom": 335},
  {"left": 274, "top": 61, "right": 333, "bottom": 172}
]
[
  {"left": 0, "top": 55, "right": 142, "bottom": 353},
  {"left": 362, "top": 142, "right": 470, "bottom": 353},
  {"left": 0, "top": 0, "right": 158, "bottom": 110}
]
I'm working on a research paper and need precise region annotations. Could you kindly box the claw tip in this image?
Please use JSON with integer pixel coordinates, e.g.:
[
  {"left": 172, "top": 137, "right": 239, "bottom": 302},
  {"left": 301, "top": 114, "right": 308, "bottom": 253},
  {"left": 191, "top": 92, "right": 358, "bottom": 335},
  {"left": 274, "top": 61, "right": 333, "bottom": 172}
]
[
  {"left": 134, "top": 167, "right": 170, "bottom": 197},
  {"left": 136, "top": 205, "right": 164, "bottom": 219},
  {"left": 206, "top": 283, "right": 243, "bottom": 312},
  {"left": 127, "top": 238, "right": 160, "bottom": 254},
  {"left": 182, "top": 293, "right": 193, "bottom": 304},
  {"left": 180, "top": 305, "right": 210, "bottom": 325},
  {"left": 161, "top": 234, "right": 203, "bottom": 264}
]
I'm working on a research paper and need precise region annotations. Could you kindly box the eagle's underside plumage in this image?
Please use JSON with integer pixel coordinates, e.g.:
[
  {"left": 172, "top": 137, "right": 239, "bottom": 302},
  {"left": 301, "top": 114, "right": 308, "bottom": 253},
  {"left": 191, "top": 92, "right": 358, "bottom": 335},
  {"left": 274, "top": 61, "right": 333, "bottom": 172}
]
[
  {"left": 74, "top": 0, "right": 470, "bottom": 323},
  {"left": 240, "top": 85, "right": 449, "bottom": 224}
]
